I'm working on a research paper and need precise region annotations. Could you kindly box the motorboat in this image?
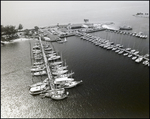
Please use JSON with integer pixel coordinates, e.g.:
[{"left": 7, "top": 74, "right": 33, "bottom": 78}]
[
  {"left": 51, "top": 66, "right": 68, "bottom": 72},
  {"left": 52, "top": 70, "right": 68, "bottom": 75},
  {"left": 51, "top": 92, "right": 69, "bottom": 100},
  {"left": 135, "top": 56, "right": 143, "bottom": 63},
  {"left": 33, "top": 70, "right": 47, "bottom": 76},
  {"left": 132, "top": 56, "right": 137, "bottom": 60},
  {"left": 54, "top": 72, "right": 75, "bottom": 79},
  {"left": 28, "top": 78, "right": 49, "bottom": 89},
  {"left": 115, "top": 49, "right": 120, "bottom": 53},
  {"left": 54, "top": 77, "right": 74, "bottom": 84},
  {"left": 128, "top": 54, "right": 132, "bottom": 57},
  {"left": 33, "top": 61, "right": 44, "bottom": 65},
  {"left": 58, "top": 80, "right": 83, "bottom": 89},
  {"left": 46, "top": 53, "right": 57, "bottom": 57},
  {"left": 32, "top": 64, "right": 45, "bottom": 68},
  {"left": 133, "top": 51, "right": 139, "bottom": 55},
  {"left": 29, "top": 83, "right": 50, "bottom": 95},
  {"left": 40, "top": 88, "right": 65, "bottom": 98},
  {"left": 112, "top": 47, "right": 118, "bottom": 51},
  {"left": 143, "top": 60, "right": 149, "bottom": 66},
  {"left": 44, "top": 47, "right": 52, "bottom": 51},
  {"left": 30, "top": 66, "right": 46, "bottom": 72},
  {"left": 125, "top": 48, "right": 131, "bottom": 51},
  {"left": 48, "top": 56, "right": 61, "bottom": 61},
  {"left": 118, "top": 50, "right": 124, "bottom": 54},
  {"left": 123, "top": 53, "right": 128, "bottom": 56},
  {"left": 45, "top": 51, "right": 56, "bottom": 54},
  {"left": 50, "top": 61, "right": 63, "bottom": 66}
]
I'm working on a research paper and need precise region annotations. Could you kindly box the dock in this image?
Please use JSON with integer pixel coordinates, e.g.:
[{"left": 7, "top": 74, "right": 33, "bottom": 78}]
[{"left": 39, "top": 37, "right": 55, "bottom": 90}]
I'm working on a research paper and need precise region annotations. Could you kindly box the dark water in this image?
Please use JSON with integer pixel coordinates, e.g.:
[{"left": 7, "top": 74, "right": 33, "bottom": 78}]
[{"left": 1, "top": 14, "right": 149, "bottom": 119}]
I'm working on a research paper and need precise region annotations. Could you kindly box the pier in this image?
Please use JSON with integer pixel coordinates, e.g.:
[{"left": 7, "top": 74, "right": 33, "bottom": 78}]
[
  {"left": 39, "top": 37, "right": 55, "bottom": 90},
  {"left": 75, "top": 31, "right": 149, "bottom": 64}
]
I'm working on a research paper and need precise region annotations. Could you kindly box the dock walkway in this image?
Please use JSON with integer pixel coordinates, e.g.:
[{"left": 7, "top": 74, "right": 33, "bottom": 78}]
[{"left": 39, "top": 37, "right": 55, "bottom": 90}]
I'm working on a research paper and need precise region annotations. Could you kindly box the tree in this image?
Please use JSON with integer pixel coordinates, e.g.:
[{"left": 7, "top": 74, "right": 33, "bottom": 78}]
[
  {"left": 2, "top": 25, "right": 18, "bottom": 41},
  {"left": 18, "top": 24, "right": 23, "bottom": 31},
  {"left": 34, "top": 26, "right": 39, "bottom": 33},
  {"left": 24, "top": 29, "right": 30, "bottom": 37}
]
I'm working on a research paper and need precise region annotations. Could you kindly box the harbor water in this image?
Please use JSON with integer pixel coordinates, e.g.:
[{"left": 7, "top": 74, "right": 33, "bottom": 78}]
[{"left": 1, "top": 3, "right": 149, "bottom": 118}]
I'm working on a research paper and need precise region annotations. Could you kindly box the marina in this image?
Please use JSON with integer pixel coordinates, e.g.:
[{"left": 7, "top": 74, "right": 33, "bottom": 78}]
[{"left": 1, "top": 1, "right": 149, "bottom": 118}]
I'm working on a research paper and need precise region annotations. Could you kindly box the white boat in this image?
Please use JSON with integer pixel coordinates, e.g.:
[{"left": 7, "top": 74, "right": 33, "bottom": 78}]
[
  {"left": 128, "top": 54, "right": 132, "bottom": 57},
  {"left": 133, "top": 51, "right": 139, "bottom": 55},
  {"left": 50, "top": 61, "right": 63, "bottom": 66},
  {"left": 33, "top": 70, "right": 47, "bottom": 76},
  {"left": 33, "top": 45, "right": 40, "bottom": 49},
  {"left": 58, "top": 80, "right": 83, "bottom": 89},
  {"left": 45, "top": 51, "right": 56, "bottom": 54},
  {"left": 44, "top": 47, "right": 52, "bottom": 51},
  {"left": 34, "top": 57, "right": 43, "bottom": 60},
  {"left": 33, "top": 61, "right": 44, "bottom": 65},
  {"left": 54, "top": 77, "right": 74, "bottom": 84},
  {"left": 30, "top": 66, "right": 46, "bottom": 72},
  {"left": 135, "top": 56, "right": 143, "bottom": 63},
  {"left": 123, "top": 53, "right": 128, "bottom": 56},
  {"left": 51, "top": 92, "right": 69, "bottom": 100},
  {"left": 112, "top": 47, "right": 117, "bottom": 51},
  {"left": 52, "top": 70, "right": 68, "bottom": 75},
  {"left": 28, "top": 78, "right": 49, "bottom": 88},
  {"left": 48, "top": 56, "right": 61, "bottom": 61},
  {"left": 118, "top": 50, "right": 124, "bottom": 54},
  {"left": 51, "top": 66, "right": 68, "bottom": 72},
  {"left": 132, "top": 56, "right": 137, "bottom": 60},
  {"left": 125, "top": 48, "right": 131, "bottom": 51},
  {"left": 29, "top": 83, "right": 50, "bottom": 95},
  {"left": 40, "top": 88, "right": 65, "bottom": 98},
  {"left": 54, "top": 72, "right": 75, "bottom": 79},
  {"left": 115, "top": 49, "right": 120, "bottom": 53},
  {"left": 46, "top": 53, "right": 57, "bottom": 57},
  {"left": 32, "top": 64, "right": 45, "bottom": 68},
  {"left": 143, "top": 60, "right": 149, "bottom": 66}
]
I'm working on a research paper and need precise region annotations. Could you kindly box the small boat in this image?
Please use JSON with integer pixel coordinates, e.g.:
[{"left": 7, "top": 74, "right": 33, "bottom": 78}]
[
  {"left": 115, "top": 49, "right": 120, "bottom": 53},
  {"left": 58, "top": 80, "right": 83, "bottom": 89},
  {"left": 128, "top": 54, "right": 132, "bottom": 57},
  {"left": 119, "top": 25, "right": 132, "bottom": 30},
  {"left": 29, "top": 83, "right": 50, "bottom": 95},
  {"left": 51, "top": 66, "right": 68, "bottom": 72},
  {"left": 34, "top": 57, "right": 43, "bottom": 60},
  {"left": 123, "top": 53, "right": 128, "bottom": 56},
  {"left": 32, "top": 64, "right": 45, "bottom": 68},
  {"left": 30, "top": 66, "right": 45, "bottom": 72},
  {"left": 48, "top": 56, "right": 61, "bottom": 61},
  {"left": 135, "top": 56, "right": 143, "bottom": 63},
  {"left": 33, "top": 61, "right": 44, "bottom": 65},
  {"left": 133, "top": 51, "right": 139, "bottom": 55},
  {"left": 112, "top": 47, "right": 118, "bottom": 51},
  {"left": 118, "top": 50, "right": 124, "bottom": 54},
  {"left": 143, "top": 60, "right": 149, "bottom": 66},
  {"left": 51, "top": 92, "right": 69, "bottom": 100},
  {"left": 33, "top": 70, "right": 47, "bottom": 76},
  {"left": 52, "top": 70, "right": 68, "bottom": 75},
  {"left": 46, "top": 53, "right": 57, "bottom": 58},
  {"left": 54, "top": 72, "right": 75, "bottom": 79},
  {"left": 132, "top": 56, "right": 137, "bottom": 60},
  {"left": 40, "top": 88, "right": 65, "bottom": 98},
  {"left": 54, "top": 77, "right": 74, "bottom": 84},
  {"left": 125, "top": 48, "right": 131, "bottom": 51},
  {"left": 28, "top": 78, "right": 49, "bottom": 88},
  {"left": 44, "top": 47, "right": 52, "bottom": 51},
  {"left": 50, "top": 61, "right": 63, "bottom": 66}
]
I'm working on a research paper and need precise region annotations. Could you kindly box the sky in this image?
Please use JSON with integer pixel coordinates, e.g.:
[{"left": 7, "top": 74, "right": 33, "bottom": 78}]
[{"left": 1, "top": 1, "right": 149, "bottom": 29}]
